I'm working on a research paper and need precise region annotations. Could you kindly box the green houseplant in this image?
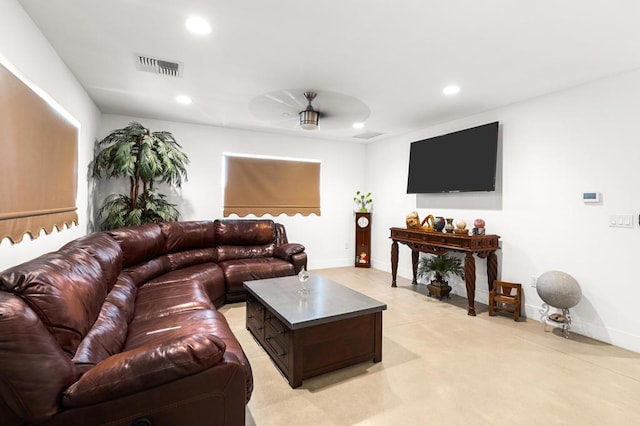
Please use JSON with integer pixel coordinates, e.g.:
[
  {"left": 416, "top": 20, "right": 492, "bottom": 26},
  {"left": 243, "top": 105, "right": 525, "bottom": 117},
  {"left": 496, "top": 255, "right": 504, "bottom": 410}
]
[
  {"left": 91, "top": 122, "right": 189, "bottom": 230},
  {"left": 353, "top": 191, "right": 373, "bottom": 212},
  {"left": 417, "top": 253, "right": 464, "bottom": 299}
]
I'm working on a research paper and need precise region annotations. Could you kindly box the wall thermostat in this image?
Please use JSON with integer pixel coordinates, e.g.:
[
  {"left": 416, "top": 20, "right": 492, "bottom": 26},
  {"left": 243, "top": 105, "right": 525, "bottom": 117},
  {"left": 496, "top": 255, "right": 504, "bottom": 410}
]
[{"left": 582, "top": 192, "right": 600, "bottom": 203}]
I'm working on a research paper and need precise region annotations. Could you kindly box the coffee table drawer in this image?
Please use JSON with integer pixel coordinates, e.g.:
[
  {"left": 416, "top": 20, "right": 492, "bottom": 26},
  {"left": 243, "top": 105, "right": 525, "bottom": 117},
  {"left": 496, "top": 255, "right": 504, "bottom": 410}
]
[
  {"left": 265, "top": 314, "right": 288, "bottom": 338},
  {"left": 246, "top": 296, "right": 265, "bottom": 335},
  {"left": 264, "top": 314, "right": 290, "bottom": 372}
]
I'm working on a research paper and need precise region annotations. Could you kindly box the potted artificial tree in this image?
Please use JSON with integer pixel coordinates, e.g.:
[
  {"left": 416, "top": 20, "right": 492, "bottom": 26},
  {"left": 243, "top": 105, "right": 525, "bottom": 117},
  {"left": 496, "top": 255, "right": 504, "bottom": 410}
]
[
  {"left": 91, "top": 122, "right": 189, "bottom": 230},
  {"left": 417, "top": 253, "right": 464, "bottom": 299}
]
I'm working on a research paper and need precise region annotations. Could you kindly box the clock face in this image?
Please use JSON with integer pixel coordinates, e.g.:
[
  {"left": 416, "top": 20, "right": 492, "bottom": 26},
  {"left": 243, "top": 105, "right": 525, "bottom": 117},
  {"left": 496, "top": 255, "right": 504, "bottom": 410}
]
[{"left": 357, "top": 216, "right": 369, "bottom": 228}]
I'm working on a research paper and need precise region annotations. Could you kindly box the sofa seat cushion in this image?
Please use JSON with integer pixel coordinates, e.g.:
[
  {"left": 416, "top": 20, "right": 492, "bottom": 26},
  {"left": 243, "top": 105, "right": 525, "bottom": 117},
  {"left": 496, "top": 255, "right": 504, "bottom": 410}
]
[
  {"left": 124, "top": 309, "right": 253, "bottom": 399},
  {"left": 218, "top": 258, "right": 295, "bottom": 296},
  {"left": 126, "top": 309, "right": 229, "bottom": 349},
  {"left": 143, "top": 263, "right": 226, "bottom": 308},
  {"left": 133, "top": 280, "right": 214, "bottom": 322}
]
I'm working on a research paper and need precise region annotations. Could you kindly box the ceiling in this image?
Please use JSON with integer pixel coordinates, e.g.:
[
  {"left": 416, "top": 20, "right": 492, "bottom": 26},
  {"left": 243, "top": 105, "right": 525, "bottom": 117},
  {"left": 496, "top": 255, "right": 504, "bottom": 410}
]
[{"left": 18, "top": 0, "right": 640, "bottom": 142}]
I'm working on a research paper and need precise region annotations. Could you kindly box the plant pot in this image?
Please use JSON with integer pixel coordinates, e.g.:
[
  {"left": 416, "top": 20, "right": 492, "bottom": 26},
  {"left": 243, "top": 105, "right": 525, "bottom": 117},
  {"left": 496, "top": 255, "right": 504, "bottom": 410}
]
[{"left": 427, "top": 281, "right": 452, "bottom": 300}]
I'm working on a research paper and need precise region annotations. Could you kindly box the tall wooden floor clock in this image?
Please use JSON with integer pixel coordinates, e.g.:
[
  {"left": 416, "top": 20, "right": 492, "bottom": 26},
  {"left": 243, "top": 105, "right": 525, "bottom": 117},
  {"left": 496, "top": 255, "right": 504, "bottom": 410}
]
[{"left": 355, "top": 212, "right": 371, "bottom": 268}]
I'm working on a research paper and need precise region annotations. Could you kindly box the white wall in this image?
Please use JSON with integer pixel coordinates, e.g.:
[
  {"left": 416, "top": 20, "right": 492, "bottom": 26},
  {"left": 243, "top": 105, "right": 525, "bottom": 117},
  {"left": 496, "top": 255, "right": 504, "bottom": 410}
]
[
  {"left": 0, "top": 0, "right": 102, "bottom": 271},
  {"left": 99, "top": 115, "right": 367, "bottom": 270},
  {"left": 6, "top": 0, "right": 639, "bottom": 353},
  {"left": 367, "top": 69, "right": 640, "bottom": 353}
]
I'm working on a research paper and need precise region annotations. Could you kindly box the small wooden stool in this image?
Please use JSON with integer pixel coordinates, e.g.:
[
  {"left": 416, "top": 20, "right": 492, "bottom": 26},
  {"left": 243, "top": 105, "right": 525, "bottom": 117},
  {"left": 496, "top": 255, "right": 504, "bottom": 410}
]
[{"left": 488, "top": 281, "right": 522, "bottom": 321}]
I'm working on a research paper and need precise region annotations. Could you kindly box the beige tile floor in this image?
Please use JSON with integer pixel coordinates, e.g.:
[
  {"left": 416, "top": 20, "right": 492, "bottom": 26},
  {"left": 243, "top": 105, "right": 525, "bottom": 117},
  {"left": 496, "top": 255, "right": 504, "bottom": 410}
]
[{"left": 219, "top": 267, "right": 640, "bottom": 425}]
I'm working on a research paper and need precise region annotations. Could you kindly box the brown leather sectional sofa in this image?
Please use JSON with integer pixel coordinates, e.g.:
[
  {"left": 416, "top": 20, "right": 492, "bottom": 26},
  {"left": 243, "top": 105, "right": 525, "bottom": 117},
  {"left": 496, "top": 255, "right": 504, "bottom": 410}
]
[{"left": 0, "top": 219, "right": 306, "bottom": 426}]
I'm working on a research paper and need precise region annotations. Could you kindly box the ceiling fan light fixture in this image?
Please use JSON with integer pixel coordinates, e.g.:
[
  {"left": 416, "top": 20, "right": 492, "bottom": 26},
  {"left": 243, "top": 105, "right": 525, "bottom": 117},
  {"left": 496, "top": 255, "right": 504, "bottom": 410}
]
[
  {"left": 299, "top": 109, "right": 319, "bottom": 130},
  {"left": 299, "top": 91, "right": 319, "bottom": 130}
]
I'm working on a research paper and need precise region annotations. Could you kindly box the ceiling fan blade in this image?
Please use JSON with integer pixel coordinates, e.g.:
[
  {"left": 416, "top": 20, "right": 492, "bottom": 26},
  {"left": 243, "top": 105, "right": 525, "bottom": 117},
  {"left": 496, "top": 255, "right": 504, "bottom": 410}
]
[
  {"left": 283, "top": 90, "right": 306, "bottom": 109},
  {"left": 249, "top": 89, "right": 370, "bottom": 130}
]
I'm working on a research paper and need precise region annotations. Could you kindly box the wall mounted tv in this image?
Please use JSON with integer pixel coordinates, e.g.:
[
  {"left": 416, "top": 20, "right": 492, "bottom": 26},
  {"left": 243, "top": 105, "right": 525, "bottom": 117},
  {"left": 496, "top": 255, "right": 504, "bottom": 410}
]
[{"left": 406, "top": 121, "right": 499, "bottom": 193}]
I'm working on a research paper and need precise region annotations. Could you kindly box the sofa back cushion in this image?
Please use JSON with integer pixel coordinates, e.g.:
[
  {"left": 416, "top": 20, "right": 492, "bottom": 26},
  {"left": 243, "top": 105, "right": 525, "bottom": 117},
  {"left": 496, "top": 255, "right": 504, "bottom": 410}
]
[
  {"left": 0, "top": 248, "right": 108, "bottom": 356},
  {"left": 275, "top": 222, "right": 289, "bottom": 246},
  {"left": 160, "top": 220, "right": 215, "bottom": 253},
  {"left": 215, "top": 219, "right": 276, "bottom": 262},
  {"left": 0, "top": 292, "right": 79, "bottom": 423},
  {"left": 107, "top": 223, "right": 166, "bottom": 268},
  {"left": 60, "top": 232, "right": 123, "bottom": 292}
]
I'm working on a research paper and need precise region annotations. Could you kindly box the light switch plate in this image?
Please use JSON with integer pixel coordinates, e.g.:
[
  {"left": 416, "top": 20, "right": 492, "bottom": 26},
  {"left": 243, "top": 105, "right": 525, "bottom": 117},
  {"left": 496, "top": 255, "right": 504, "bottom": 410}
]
[{"left": 609, "top": 214, "right": 634, "bottom": 228}]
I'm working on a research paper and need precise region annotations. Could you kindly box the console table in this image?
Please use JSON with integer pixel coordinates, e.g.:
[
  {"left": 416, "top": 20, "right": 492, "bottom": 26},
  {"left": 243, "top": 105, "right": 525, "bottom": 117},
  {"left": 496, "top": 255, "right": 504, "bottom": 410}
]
[{"left": 390, "top": 227, "right": 500, "bottom": 316}]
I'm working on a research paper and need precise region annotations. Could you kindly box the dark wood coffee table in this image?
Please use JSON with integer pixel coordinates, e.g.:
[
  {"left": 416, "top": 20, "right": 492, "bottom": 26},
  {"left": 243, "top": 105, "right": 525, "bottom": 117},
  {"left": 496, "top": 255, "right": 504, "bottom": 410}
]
[{"left": 244, "top": 275, "right": 387, "bottom": 388}]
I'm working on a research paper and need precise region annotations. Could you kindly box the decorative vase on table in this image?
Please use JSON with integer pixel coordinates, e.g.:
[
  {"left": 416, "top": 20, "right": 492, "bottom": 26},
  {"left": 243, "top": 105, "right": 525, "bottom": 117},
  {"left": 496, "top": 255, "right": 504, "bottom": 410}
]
[
  {"left": 433, "top": 216, "right": 445, "bottom": 232},
  {"left": 444, "top": 218, "right": 454, "bottom": 233},
  {"left": 454, "top": 219, "right": 468, "bottom": 235},
  {"left": 297, "top": 266, "right": 310, "bottom": 294},
  {"left": 473, "top": 218, "right": 486, "bottom": 235}
]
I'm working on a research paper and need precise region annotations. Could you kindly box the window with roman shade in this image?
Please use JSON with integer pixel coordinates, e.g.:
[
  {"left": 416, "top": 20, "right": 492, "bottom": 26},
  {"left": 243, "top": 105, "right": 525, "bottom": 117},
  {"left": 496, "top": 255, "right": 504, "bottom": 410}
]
[
  {"left": 223, "top": 154, "right": 321, "bottom": 217},
  {"left": 0, "top": 61, "right": 78, "bottom": 244}
]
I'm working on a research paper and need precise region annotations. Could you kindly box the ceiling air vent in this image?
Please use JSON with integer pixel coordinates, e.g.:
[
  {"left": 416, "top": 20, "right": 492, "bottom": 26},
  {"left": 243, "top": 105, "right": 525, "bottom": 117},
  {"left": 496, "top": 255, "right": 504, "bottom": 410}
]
[
  {"left": 135, "top": 55, "right": 183, "bottom": 77},
  {"left": 353, "top": 131, "right": 384, "bottom": 140}
]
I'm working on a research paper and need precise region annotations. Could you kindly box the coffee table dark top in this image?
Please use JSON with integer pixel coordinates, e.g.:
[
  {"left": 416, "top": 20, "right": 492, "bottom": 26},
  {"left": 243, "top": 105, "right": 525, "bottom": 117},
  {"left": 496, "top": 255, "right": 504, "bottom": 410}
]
[{"left": 243, "top": 275, "right": 387, "bottom": 330}]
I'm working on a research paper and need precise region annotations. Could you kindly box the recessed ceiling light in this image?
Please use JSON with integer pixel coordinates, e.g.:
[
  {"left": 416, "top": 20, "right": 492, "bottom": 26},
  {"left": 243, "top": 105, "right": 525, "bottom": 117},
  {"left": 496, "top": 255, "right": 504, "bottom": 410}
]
[
  {"left": 176, "top": 95, "right": 192, "bottom": 105},
  {"left": 186, "top": 16, "right": 211, "bottom": 35},
  {"left": 352, "top": 122, "right": 365, "bottom": 129},
  {"left": 443, "top": 85, "right": 461, "bottom": 95}
]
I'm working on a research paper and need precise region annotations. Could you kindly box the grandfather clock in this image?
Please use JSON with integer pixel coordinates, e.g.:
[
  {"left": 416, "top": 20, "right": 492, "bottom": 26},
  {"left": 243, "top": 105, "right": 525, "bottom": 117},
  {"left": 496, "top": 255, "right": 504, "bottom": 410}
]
[{"left": 355, "top": 212, "right": 371, "bottom": 268}]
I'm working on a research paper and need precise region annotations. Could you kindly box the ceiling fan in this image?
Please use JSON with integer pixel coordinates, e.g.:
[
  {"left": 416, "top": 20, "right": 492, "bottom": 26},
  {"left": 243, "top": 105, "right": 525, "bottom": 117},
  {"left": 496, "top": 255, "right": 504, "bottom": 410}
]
[{"left": 248, "top": 89, "right": 370, "bottom": 132}]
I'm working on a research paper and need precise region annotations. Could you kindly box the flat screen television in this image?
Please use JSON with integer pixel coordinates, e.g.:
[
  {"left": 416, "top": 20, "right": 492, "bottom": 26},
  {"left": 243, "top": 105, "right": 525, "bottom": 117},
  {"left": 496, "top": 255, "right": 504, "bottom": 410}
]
[{"left": 406, "top": 121, "right": 499, "bottom": 193}]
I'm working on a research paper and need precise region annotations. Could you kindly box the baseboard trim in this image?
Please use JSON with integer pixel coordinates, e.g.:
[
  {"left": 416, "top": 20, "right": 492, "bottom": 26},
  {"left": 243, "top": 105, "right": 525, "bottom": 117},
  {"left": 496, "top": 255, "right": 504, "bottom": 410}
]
[{"left": 523, "top": 303, "right": 640, "bottom": 353}]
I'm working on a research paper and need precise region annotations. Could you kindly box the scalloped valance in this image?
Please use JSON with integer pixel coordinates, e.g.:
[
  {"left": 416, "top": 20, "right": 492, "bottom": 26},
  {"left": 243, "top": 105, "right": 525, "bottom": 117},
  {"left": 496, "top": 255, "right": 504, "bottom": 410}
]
[
  {"left": 0, "top": 62, "right": 78, "bottom": 243},
  {"left": 223, "top": 155, "right": 320, "bottom": 217}
]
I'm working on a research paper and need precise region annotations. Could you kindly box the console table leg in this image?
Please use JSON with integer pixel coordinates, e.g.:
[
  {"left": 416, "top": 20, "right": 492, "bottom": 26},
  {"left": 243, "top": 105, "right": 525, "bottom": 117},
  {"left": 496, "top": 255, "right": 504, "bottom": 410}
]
[
  {"left": 487, "top": 251, "right": 498, "bottom": 292},
  {"left": 464, "top": 252, "right": 476, "bottom": 316},
  {"left": 391, "top": 241, "right": 398, "bottom": 287},
  {"left": 411, "top": 250, "right": 419, "bottom": 285}
]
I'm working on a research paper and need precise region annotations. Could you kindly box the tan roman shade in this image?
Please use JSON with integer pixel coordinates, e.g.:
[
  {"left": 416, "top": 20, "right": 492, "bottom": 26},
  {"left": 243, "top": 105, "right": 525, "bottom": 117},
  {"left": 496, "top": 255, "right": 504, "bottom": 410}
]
[
  {"left": 0, "top": 62, "right": 78, "bottom": 243},
  {"left": 223, "top": 155, "right": 320, "bottom": 217}
]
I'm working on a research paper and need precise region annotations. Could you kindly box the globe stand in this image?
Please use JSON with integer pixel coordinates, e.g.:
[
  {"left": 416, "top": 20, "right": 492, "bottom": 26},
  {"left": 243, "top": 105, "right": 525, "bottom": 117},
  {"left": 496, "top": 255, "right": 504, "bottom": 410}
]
[{"left": 540, "top": 304, "right": 572, "bottom": 338}]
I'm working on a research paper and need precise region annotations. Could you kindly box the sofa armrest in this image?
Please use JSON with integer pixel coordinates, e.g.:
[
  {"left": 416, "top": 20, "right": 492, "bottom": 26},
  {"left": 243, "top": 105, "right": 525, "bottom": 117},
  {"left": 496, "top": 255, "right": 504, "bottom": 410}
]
[
  {"left": 63, "top": 334, "right": 226, "bottom": 408},
  {"left": 291, "top": 252, "right": 308, "bottom": 274},
  {"left": 273, "top": 243, "right": 305, "bottom": 261}
]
